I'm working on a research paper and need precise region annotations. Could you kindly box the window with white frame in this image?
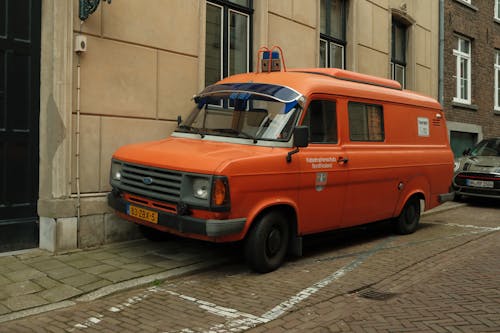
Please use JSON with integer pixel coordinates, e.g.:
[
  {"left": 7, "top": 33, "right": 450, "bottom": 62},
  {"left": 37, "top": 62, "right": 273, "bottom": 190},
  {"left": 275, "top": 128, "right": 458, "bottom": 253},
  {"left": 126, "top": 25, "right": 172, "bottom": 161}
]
[
  {"left": 391, "top": 20, "right": 407, "bottom": 89},
  {"left": 495, "top": 51, "right": 500, "bottom": 111},
  {"left": 496, "top": 0, "right": 500, "bottom": 20},
  {"left": 453, "top": 36, "right": 471, "bottom": 104},
  {"left": 320, "top": 0, "right": 346, "bottom": 69},
  {"left": 205, "top": 1, "right": 252, "bottom": 87}
]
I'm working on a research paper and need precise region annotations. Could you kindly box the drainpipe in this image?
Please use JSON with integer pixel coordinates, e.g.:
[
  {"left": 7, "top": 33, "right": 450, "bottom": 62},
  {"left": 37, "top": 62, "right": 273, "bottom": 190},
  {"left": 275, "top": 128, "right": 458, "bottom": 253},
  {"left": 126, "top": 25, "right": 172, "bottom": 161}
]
[
  {"left": 75, "top": 21, "right": 84, "bottom": 244},
  {"left": 76, "top": 47, "right": 82, "bottom": 235},
  {"left": 438, "top": 0, "right": 444, "bottom": 105}
]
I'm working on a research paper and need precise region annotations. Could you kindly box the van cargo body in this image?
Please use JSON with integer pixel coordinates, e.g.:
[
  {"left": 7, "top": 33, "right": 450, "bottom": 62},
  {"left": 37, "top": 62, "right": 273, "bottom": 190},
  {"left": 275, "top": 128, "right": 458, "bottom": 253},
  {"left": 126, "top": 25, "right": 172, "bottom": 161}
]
[{"left": 108, "top": 68, "right": 454, "bottom": 273}]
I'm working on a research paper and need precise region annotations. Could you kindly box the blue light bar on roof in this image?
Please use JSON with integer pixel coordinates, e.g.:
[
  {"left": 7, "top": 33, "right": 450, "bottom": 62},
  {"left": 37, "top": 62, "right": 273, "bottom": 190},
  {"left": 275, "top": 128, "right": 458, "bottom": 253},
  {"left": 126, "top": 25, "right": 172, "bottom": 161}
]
[
  {"left": 262, "top": 51, "right": 281, "bottom": 72},
  {"left": 263, "top": 51, "right": 279, "bottom": 60}
]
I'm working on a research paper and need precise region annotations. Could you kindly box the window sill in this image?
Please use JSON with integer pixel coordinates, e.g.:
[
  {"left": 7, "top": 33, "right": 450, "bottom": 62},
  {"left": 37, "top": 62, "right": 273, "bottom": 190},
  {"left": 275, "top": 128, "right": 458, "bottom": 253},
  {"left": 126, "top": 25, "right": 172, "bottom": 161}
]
[
  {"left": 494, "top": 109, "right": 500, "bottom": 115},
  {"left": 453, "top": 0, "right": 478, "bottom": 11},
  {"left": 452, "top": 101, "right": 478, "bottom": 110},
  {"left": 495, "top": 18, "right": 500, "bottom": 25}
]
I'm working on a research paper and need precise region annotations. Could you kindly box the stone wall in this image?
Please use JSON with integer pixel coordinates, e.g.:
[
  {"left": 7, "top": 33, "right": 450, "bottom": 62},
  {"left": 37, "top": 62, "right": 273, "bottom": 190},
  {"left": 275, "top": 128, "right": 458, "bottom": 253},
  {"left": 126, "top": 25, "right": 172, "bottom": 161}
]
[{"left": 38, "top": 0, "right": 441, "bottom": 252}]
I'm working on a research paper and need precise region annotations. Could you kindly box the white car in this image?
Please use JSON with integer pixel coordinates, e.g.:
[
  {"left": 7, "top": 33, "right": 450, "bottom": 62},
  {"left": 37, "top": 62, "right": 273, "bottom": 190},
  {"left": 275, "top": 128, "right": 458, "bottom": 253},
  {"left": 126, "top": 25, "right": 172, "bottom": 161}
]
[{"left": 453, "top": 138, "right": 500, "bottom": 200}]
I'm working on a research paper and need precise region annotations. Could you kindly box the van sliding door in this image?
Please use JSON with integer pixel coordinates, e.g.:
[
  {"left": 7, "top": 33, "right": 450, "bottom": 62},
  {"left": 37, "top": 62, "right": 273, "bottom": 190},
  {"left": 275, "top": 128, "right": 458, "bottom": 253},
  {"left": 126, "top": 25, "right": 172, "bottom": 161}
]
[{"left": 341, "top": 102, "right": 400, "bottom": 227}]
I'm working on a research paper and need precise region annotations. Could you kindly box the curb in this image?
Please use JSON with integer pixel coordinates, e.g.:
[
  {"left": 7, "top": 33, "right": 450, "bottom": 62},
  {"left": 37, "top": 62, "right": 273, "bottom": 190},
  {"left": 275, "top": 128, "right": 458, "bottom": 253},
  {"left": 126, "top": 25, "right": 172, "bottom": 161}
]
[{"left": 422, "top": 202, "right": 466, "bottom": 217}]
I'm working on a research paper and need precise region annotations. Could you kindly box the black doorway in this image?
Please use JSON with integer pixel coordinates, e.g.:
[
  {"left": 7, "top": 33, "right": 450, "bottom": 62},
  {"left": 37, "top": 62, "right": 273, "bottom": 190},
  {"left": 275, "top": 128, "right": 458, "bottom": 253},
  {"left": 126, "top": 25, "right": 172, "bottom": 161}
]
[{"left": 0, "top": 0, "right": 41, "bottom": 251}]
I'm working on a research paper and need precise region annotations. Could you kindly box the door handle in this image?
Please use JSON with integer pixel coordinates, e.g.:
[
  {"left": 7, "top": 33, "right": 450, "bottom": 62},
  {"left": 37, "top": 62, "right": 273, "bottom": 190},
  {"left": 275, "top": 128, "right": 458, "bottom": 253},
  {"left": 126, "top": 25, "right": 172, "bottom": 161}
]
[{"left": 338, "top": 157, "right": 349, "bottom": 164}]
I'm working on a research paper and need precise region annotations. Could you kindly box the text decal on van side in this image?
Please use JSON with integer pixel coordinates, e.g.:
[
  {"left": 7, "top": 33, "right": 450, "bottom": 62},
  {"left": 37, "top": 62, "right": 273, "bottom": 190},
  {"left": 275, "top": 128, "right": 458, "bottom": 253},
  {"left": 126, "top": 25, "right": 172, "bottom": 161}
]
[
  {"left": 306, "top": 157, "right": 337, "bottom": 169},
  {"left": 418, "top": 117, "right": 430, "bottom": 137}
]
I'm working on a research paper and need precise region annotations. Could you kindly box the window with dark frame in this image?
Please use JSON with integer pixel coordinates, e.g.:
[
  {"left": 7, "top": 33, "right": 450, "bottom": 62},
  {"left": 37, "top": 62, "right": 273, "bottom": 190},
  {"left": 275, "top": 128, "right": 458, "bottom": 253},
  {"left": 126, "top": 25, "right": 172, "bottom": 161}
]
[
  {"left": 391, "top": 20, "right": 407, "bottom": 89},
  {"left": 348, "top": 102, "right": 384, "bottom": 142},
  {"left": 205, "top": 0, "right": 253, "bottom": 87},
  {"left": 320, "top": 0, "right": 347, "bottom": 69},
  {"left": 302, "top": 100, "right": 338, "bottom": 143}
]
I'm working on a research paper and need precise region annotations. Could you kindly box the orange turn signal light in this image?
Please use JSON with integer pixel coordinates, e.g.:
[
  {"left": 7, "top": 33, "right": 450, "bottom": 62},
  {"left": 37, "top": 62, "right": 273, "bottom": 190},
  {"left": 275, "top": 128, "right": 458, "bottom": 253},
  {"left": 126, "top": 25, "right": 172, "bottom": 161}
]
[{"left": 212, "top": 178, "right": 227, "bottom": 206}]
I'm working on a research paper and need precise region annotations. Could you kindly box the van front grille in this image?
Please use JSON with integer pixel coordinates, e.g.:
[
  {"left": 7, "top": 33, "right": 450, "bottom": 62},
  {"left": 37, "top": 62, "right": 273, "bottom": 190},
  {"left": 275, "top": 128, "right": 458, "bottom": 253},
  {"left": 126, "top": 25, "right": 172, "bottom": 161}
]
[{"left": 116, "top": 163, "right": 183, "bottom": 203}]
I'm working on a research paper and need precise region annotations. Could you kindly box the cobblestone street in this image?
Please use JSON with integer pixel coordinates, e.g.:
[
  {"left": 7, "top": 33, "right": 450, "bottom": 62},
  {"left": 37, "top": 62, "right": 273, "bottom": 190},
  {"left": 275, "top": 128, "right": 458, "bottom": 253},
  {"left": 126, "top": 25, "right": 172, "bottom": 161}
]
[{"left": 1, "top": 202, "right": 499, "bottom": 333}]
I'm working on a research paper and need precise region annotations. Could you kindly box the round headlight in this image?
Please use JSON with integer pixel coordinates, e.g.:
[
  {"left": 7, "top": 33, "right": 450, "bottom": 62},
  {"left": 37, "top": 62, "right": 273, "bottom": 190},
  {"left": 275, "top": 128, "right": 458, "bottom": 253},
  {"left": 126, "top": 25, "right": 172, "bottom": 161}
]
[
  {"left": 193, "top": 178, "right": 209, "bottom": 200},
  {"left": 453, "top": 161, "right": 460, "bottom": 172}
]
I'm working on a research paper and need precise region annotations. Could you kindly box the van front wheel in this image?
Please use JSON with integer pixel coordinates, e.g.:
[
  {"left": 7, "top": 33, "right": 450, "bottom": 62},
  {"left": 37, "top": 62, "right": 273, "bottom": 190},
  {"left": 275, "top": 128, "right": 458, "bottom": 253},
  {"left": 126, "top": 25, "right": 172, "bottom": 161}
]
[
  {"left": 394, "top": 197, "right": 421, "bottom": 235},
  {"left": 245, "top": 211, "right": 289, "bottom": 273}
]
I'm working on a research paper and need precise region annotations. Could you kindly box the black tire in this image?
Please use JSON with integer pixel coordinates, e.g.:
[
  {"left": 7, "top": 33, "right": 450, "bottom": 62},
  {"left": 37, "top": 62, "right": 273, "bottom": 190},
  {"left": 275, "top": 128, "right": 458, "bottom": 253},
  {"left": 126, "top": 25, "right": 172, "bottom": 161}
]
[
  {"left": 394, "top": 197, "right": 421, "bottom": 235},
  {"left": 244, "top": 211, "right": 289, "bottom": 273},
  {"left": 139, "top": 225, "right": 170, "bottom": 242}
]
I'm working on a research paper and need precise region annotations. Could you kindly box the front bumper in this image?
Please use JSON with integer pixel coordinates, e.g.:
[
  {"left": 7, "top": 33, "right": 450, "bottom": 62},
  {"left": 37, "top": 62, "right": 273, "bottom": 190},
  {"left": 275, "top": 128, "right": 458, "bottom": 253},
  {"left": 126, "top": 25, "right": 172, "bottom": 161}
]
[
  {"left": 107, "top": 192, "right": 245, "bottom": 237},
  {"left": 453, "top": 172, "right": 500, "bottom": 199}
]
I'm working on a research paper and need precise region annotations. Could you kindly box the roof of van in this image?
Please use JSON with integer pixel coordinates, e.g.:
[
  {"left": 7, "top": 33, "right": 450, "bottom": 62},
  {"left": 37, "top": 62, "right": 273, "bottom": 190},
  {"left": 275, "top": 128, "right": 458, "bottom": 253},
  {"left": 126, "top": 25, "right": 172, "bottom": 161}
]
[{"left": 218, "top": 68, "right": 442, "bottom": 110}]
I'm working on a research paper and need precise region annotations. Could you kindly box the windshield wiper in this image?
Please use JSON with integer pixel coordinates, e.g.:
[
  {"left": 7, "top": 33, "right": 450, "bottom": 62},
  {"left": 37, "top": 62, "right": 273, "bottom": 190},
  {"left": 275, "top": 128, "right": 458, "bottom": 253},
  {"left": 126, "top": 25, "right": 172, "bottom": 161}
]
[
  {"left": 212, "top": 128, "right": 257, "bottom": 143},
  {"left": 178, "top": 125, "right": 205, "bottom": 138}
]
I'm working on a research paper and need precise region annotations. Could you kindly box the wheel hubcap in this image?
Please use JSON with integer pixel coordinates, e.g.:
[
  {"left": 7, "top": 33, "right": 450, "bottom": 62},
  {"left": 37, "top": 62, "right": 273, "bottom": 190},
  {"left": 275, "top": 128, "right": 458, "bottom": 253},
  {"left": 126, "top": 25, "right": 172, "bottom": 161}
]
[{"left": 267, "top": 228, "right": 282, "bottom": 256}]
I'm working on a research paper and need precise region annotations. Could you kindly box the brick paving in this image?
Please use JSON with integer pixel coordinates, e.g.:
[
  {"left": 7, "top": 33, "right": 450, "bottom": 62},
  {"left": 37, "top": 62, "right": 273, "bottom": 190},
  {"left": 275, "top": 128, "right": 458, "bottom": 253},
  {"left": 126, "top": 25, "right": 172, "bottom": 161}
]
[
  {"left": 248, "top": 231, "right": 500, "bottom": 333},
  {"left": 0, "top": 202, "right": 498, "bottom": 332}
]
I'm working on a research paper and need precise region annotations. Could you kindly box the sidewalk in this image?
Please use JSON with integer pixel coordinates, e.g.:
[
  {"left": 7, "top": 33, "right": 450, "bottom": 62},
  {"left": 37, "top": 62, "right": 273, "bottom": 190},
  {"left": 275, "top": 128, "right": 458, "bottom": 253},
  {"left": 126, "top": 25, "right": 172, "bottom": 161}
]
[{"left": 0, "top": 201, "right": 464, "bottom": 324}]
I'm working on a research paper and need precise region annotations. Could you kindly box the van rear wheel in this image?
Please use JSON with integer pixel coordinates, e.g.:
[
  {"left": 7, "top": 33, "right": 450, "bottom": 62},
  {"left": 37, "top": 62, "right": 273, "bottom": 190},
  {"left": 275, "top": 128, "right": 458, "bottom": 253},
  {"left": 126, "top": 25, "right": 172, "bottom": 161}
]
[
  {"left": 245, "top": 211, "right": 289, "bottom": 273},
  {"left": 394, "top": 197, "right": 421, "bottom": 235}
]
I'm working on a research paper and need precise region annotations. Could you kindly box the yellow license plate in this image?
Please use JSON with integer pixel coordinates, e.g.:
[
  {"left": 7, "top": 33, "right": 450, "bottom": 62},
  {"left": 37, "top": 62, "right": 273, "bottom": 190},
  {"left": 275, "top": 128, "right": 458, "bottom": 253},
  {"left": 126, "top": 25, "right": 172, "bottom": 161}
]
[{"left": 128, "top": 205, "right": 158, "bottom": 224}]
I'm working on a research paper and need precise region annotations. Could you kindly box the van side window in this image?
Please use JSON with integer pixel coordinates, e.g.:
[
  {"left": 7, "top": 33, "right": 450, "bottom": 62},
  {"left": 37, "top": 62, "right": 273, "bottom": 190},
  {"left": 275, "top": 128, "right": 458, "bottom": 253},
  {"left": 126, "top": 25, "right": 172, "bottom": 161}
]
[
  {"left": 302, "top": 100, "right": 338, "bottom": 143},
  {"left": 348, "top": 102, "right": 384, "bottom": 141}
]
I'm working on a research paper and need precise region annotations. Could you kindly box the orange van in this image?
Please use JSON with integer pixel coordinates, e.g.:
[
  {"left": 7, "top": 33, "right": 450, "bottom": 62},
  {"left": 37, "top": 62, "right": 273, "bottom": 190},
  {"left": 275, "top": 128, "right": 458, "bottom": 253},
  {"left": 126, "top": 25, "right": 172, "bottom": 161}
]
[{"left": 108, "top": 53, "right": 454, "bottom": 272}]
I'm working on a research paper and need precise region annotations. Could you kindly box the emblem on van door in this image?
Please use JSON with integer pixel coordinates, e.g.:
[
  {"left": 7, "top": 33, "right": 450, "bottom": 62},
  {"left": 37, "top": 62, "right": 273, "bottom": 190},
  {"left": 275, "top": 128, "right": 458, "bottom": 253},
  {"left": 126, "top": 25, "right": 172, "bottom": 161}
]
[
  {"left": 142, "top": 177, "right": 154, "bottom": 185},
  {"left": 315, "top": 172, "right": 328, "bottom": 192}
]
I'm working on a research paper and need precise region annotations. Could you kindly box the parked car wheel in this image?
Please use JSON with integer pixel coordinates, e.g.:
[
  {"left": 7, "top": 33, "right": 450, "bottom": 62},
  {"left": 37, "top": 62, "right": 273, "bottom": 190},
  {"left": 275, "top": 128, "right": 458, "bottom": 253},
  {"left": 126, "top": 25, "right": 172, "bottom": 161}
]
[
  {"left": 394, "top": 197, "right": 421, "bottom": 235},
  {"left": 245, "top": 211, "right": 289, "bottom": 273}
]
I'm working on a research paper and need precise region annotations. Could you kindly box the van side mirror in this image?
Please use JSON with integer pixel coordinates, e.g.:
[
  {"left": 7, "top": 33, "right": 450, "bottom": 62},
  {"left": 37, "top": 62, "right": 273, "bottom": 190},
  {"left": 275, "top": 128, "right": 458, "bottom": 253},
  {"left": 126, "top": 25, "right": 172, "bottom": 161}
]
[
  {"left": 293, "top": 126, "right": 309, "bottom": 148},
  {"left": 287, "top": 126, "right": 309, "bottom": 163},
  {"left": 462, "top": 148, "right": 471, "bottom": 156}
]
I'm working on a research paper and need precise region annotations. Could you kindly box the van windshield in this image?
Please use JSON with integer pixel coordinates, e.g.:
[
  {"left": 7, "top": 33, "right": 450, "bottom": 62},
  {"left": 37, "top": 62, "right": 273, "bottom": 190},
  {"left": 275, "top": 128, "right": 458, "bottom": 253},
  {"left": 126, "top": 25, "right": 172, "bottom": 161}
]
[{"left": 176, "top": 85, "right": 301, "bottom": 142}]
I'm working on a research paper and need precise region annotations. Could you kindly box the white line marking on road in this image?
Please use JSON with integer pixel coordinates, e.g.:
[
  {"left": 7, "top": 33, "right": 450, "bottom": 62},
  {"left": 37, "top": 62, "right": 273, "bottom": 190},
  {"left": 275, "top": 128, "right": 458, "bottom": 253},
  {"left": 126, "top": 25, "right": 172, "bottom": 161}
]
[
  {"left": 67, "top": 314, "right": 104, "bottom": 331},
  {"left": 163, "top": 239, "right": 391, "bottom": 333},
  {"left": 162, "top": 289, "right": 265, "bottom": 323},
  {"left": 426, "top": 222, "right": 500, "bottom": 232},
  {"left": 261, "top": 238, "right": 389, "bottom": 321},
  {"left": 68, "top": 287, "right": 164, "bottom": 331},
  {"left": 105, "top": 286, "right": 163, "bottom": 314}
]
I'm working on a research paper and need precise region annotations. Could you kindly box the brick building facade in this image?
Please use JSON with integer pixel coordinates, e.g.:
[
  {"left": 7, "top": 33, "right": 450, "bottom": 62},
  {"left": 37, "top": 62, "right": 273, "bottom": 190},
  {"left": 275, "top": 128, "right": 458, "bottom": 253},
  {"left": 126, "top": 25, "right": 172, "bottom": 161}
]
[{"left": 443, "top": 0, "right": 500, "bottom": 156}]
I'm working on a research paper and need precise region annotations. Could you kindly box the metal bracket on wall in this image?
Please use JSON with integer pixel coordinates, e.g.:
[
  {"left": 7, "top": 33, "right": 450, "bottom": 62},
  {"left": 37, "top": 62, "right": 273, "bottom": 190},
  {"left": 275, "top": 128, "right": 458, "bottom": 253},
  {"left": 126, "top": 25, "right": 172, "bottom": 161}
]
[{"left": 79, "top": 0, "right": 111, "bottom": 21}]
